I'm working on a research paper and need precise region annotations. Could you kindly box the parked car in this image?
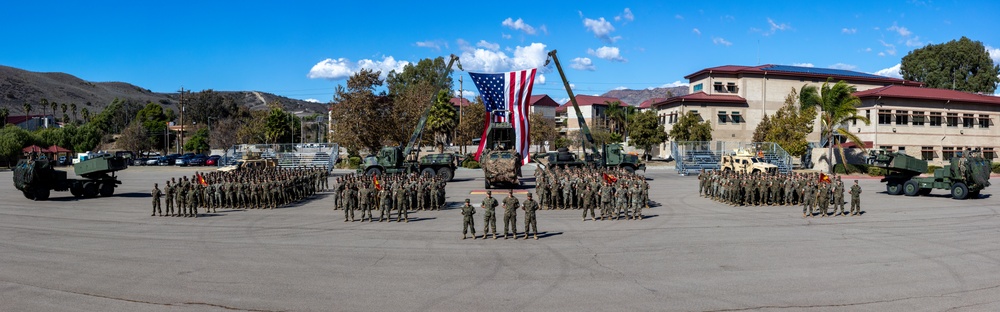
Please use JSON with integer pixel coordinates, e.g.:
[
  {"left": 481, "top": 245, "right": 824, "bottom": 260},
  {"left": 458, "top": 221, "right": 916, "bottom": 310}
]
[
  {"left": 57, "top": 156, "right": 70, "bottom": 166},
  {"left": 146, "top": 158, "right": 160, "bottom": 165},
  {"left": 188, "top": 155, "right": 208, "bottom": 166},
  {"left": 175, "top": 155, "right": 195, "bottom": 166},
  {"left": 206, "top": 155, "right": 221, "bottom": 166}
]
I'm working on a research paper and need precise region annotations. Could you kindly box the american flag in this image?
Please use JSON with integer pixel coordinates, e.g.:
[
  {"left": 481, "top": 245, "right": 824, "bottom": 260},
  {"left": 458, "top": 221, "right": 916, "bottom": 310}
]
[{"left": 469, "top": 69, "right": 537, "bottom": 165}]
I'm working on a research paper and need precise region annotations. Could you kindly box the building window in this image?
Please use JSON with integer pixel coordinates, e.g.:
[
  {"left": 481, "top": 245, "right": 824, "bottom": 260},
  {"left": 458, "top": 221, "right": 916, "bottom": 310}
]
[
  {"left": 713, "top": 82, "right": 724, "bottom": 92},
  {"left": 946, "top": 113, "right": 958, "bottom": 127},
  {"left": 878, "top": 110, "right": 892, "bottom": 125},
  {"left": 731, "top": 112, "right": 743, "bottom": 124},
  {"left": 865, "top": 109, "right": 871, "bottom": 125},
  {"left": 963, "top": 114, "right": 974, "bottom": 128},
  {"left": 895, "top": 110, "right": 908, "bottom": 125},
  {"left": 879, "top": 146, "right": 893, "bottom": 153},
  {"left": 985, "top": 147, "right": 996, "bottom": 160},
  {"left": 930, "top": 112, "right": 942, "bottom": 126},
  {"left": 943, "top": 146, "right": 955, "bottom": 160},
  {"left": 717, "top": 112, "right": 729, "bottom": 124},
  {"left": 912, "top": 111, "right": 925, "bottom": 126},
  {"left": 693, "top": 84, "right": 703, "bottom": 92},
  {"left": 921, "top": 146, "right": 935, "bottom": 161},
  {"left": 726, "top": 83, "right": 737, "bottom": 93},
  {"left": 978, "top": 115, "right": 990, "bottom": 128}
]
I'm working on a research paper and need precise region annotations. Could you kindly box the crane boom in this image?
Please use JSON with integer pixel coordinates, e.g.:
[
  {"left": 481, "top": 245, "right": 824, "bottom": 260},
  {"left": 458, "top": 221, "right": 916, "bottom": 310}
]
[
  {"left": 402, "top": 54, "right": 461, "bottom": 158},
  {"left": 547, "top": 50, "right": 602, "bottom": 159}
]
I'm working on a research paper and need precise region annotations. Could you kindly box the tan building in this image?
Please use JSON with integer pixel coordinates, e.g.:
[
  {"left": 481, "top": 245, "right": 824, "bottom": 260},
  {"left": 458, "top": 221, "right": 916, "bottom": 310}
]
[
  {"left": 528, "top": 95, "right": 559, "bottom": 119},
  {"left": 853, "top": 85, "right": 1000, "bottom": 165},
  {"left": 649, "top": 64, "right": 922, "bottom": 162},
  {"left": 555, "top": 94, "right": 629, "bottom": 134}
]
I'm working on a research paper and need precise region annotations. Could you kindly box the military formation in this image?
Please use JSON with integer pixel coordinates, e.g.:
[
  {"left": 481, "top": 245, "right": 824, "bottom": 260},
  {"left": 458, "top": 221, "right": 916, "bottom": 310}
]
[
  {"left": 150, "top": 166, "right": 328, "bottom": 217},
  {"left": 331, "top": 172, "right": 447, "bottom": 222},
  {"left": 697, "top": 169, "right": 863, "bottom": 217},
  {"left": 534, "top": 166, "right": 649, "bottom": 221},
  {"left": 466, "top": 190, "right": 540, "bottom": 240}
]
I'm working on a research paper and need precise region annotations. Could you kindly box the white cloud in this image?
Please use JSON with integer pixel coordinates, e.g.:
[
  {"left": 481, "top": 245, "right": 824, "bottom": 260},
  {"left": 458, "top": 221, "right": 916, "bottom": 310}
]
[
  {"left": 887, "top": 23, "right": 912, "bottom": 36},
  {"left": 304, "top": 98, "right": 320, "bottom": 103},
  {"left": 692, "top": 28, "right": 701, "bottom": 36},
  {"left": 879, "top": 40, "right": 897, "bottom": 56},
  {"left": 615, "top": 8, "right": 634, "bottom": 22},
  {"left": 614, "top": 86, "right": 628, "bottom": 90},
  {"left": 569, "top": 84, "right": 576, "bottom": 90},
  {"left": 712, "top": 37, "right": 732, "bottom": 46},
  {"left": 765, "top": 18, "right": 790, "bottom": 35},
  {"left": 570, "top": 57, "right": 596, "bottom": 71},
  {"left": 792, "top": 63, "right": 815, "bottom": 67},
  {"left": 873, "top": 63, "right": 902, "bottom": 78},
  {"left": 583, "top": 17, "right": 619, "bottom": 43},
  {"left": 414, "top": 40, "right": 445, "bottom": 50},
  {"left": 502, "top": 17, "right": 537, "bottom": 35},
  {"left": 539, "top": 25, "right": 548, "bottom": 35},
  {"left": 459, "top": 42, "right": 548, "bottom": 73},
  {"left": 587, "top": 46, "right": 626, "bottom": 62},
  {"left": 501, "top": 33, "right": 512, "bottom": 39},
  {"left": 842, "top": 28, "right": 857, "bottom": 34},
  {"left": 905, "top": 36, "right": 924, "bottom": 47},
  {"left": 660, "top": 81, "right": 688, "bottom": 88},
  {"left": 675, "top": 14, "right": 684, "bottom": 20},
  {"left": 829, "top": 63, "right": 858, "bottom": 71},
  {"left": 537, "top": 74, "right": 546, "bottom": 85},
  {"left": 452, "top": 89, "right": 477, "bottom": 98},
  {"left": 556, "top": 97, "right": 570, "bottom": 104},
  {"left": 987, "top": 46, "right": 1000, "bottom": 64},
  {"left": 476, "top": 40, "right": 500, "bottom": 51},
  {"left": 864, "top": 47, "right": 873, "bottom": 52},
  {"left": 308, "top": 56, "right": 410, "bottom": 80}
]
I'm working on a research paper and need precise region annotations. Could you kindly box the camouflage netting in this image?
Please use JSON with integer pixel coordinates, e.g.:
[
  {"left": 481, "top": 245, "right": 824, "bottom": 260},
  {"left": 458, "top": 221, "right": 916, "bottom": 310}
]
[
  {"left": 13, "top": 159, "right": 51, "bottom": 191},
  {"left": 482, "top": 151, "right": 520, "bottom": 185}
]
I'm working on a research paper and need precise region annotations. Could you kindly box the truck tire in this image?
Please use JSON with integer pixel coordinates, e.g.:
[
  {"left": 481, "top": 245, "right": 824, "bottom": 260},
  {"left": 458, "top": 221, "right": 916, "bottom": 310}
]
[
  {"left": 23, "top": 189, "right": 35, "bottom": 200},
  {"left": 70, "top": 183, "right": 84, "bottom": 197},
  {"left": 99, "top": 183, "right": 115, "bottom": 197},
  {"left": 83, "top": 182, "right": 99, "bottom": 198},
  {"left": 484, "top": 179, "right": 492, "bottom": 189},
  {"left": 886, "top": 181, "right": 903, "bottom": 195},
  {"left": 421, "top": 167, "right": 436, "bottom": 177},
  {"left": 951, "top": 182, "right": 968, "bottom": 200},
  {"left": 624, "top": 166, "right": 635, "bottom": 174},
  {"left": 903, "top": 180, "right": 920, "bottom": 196},
  {"left": 969, "top": 190, "right": 981, "bottom": 199},
  {"left": 436, "top": 167, "right": 454, "bottom": 181},
  {"left": 365, "top": 167, "right": 382, "bottom": 177},
  {"left": 35, "top": 188, "right": 51, "bottom": 200}
]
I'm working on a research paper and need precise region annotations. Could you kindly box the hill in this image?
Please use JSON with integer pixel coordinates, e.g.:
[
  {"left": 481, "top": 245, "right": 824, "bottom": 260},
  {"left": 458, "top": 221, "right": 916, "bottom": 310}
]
[
  {"left": 0, "top": 65, "right": 325, "bottom": 116},
  {"left": 601, "top": 86, "right": 689, "bottom": 106}
]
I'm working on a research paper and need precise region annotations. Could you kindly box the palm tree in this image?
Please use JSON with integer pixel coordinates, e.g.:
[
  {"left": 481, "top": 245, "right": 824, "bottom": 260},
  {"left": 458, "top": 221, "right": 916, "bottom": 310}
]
[
  {"left": 604, "top": 100, "right": 636, "bottom": 141},
  {"left": 799, "top": 79, "right": 870, "bottom": 173},
  {"left": 23, "top": 102, "right": 32, "bottom": 116},
  {"left": 0, "top": 107, "right": 9, "bottom": 127},
  {"left": 39, "top": 98, "right": 49, "bottom": 125},
  {"left": 71, "top": 103, "right": 78, "bottom": 124},
  {"left": 81, "top": 108, "right": 90, "bottom": 123},
  {"left": 50, "top": 101, "right": 58, "bottom": 119}
]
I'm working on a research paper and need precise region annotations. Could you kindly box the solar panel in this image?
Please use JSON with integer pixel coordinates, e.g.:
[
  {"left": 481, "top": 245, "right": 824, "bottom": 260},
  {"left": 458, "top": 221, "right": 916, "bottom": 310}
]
[{"left": 763, "top": 65, "right": 887, "bottom": 80}]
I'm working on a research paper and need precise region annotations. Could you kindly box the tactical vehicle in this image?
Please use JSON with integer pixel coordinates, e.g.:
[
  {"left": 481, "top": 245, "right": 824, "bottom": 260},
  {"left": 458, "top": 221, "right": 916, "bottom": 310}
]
[
  {"left": 358, "top": 54, "right": 460, "bottom": 181},
  {"left": 13, "top": 154, "right": 128, "bottom": 200},
  {"left": 218, "top": 151, "right": 278, "bottom": 172},
  {"left": 480, "top": 119, "right": 522, "bottom": 188},
  {"left": 869, "top": 149, "right": 990, "bottom": 199},
  {"left": 539, "top": 50, "right": 645, "bottom": 173},
  {"left": 720, "top": 149, "right": 779, "bottom": 174}
]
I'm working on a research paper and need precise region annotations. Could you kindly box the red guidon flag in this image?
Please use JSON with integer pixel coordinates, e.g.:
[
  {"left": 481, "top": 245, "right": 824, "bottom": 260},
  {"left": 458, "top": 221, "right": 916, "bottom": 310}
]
[
  {"left": 373, "top": 175, "right": 382, "bottom": 191},
  {"left": 603, "top": 173, "right": 618, "bottom": 185},
  {"left": 819, "top": 173, "right": 831, "bottom": 184},
  {"left": 469, "top": 68, "right": 536, "bottom": 165},
  {"left": 196, "top": 173, "right": 208, "bottom": 186}
]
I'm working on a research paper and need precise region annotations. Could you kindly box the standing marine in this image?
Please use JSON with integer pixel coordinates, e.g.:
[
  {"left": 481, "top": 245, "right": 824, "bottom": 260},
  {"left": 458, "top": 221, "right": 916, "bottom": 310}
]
[
  {"left": 481, "top": 191, "right": 498, "bottom": 239},
  {"left": 461, "top": 199, "right": 476, "bottom": 239},
  {"left": 502, "top": 190, "right": 519, "bottom": 239},
  {"left": 151, "top": 183, "right": 162, "bottom": 217},
  {"left": 522, "top": 193, "right": 539, "bottom": 240},
  {"left": 849, "top": 180, "right": 862, "bottom": 216}
]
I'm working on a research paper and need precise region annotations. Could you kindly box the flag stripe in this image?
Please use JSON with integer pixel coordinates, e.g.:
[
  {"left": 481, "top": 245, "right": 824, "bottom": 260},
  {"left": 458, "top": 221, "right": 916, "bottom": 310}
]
[{"left": 469, "top": 69, "right": 537, "bottom": 164}]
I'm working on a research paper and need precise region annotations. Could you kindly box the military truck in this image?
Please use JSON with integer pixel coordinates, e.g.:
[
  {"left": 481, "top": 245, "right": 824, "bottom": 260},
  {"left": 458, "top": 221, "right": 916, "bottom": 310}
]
[
  {"left": 358, "top": 54, "right": 461, "bottom": 181},
  {"left": 218, "top": 151, "right": 278, "bottom": 172},
  {"left": 541, "top": 50, "right": 645, "bottom": 173},
  {"left": 720, "top": 149, "right": 779, "bottom": 174},
  {"left": 13, "top": 154, "right": 128, "bottom": 200},
  {"left": 480, "top": 119, "right": 522, "bottom": 189},
  {"left": 869, "top": 149, "right": 990, "bottom": 199}
]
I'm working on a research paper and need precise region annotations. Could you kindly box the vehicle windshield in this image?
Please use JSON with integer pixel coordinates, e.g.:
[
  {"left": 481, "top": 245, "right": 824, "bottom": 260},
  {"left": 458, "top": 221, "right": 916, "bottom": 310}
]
[{"left": 751, "top": 158, "right": 764, "bottom": 163}]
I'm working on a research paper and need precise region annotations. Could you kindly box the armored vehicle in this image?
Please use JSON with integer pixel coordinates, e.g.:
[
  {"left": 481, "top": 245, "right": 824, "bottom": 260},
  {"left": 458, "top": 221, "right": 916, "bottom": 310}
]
[
  {"left": 480, "top": 119, "right": 522, "bottom": 188},
  {"left": 541, "top": 50, "right": 645, "bottom": 173},
  {"left": 13, "top": 154, "right": 128, "bottom": 200},
  {"left": 870, "top": 149, "right": 990, "bottom": 199},
  {"left": 218, "top": 151, "right": 278, "bottom": 172},
  {"left": 358, "top": 54, "right": 460, "bottom": 181},
  {"left": 720, "top": 149, "right": 779, "bottom": 174}
]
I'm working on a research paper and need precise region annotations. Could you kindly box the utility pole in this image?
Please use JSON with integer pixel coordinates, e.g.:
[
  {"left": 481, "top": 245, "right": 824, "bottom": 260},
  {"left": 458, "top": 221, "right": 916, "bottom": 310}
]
[
  {"left": 178, "top": 87, "right": 185, "bottom": 154},
  {"left": 459, "top": 75, "right": 463, "bottom": 154}
]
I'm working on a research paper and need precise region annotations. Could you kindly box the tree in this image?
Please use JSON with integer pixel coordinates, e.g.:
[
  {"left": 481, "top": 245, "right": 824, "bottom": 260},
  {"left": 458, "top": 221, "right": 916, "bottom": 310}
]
[
  {"left": 604, "top": 100, "right": 636, "bottom": 139},
  {"left": 528, "top": 112, "right": 558, "bottom": 153},
  {"left": 60, "top": 103, "right": 68, "bottom": 124},
  {"left": 136, "top": 102, "right": 169, "bottom": 151},
  {"left": 901, "top": 37, "right": 1000, "bottom": 93},
  {"left": 117, "top": 121, "right": 151, "bottom": 155},
  {"left": 386, "top": 57, "right": 454, "bottom": 98},
  {"left": 49, "top": 101, "right": 57, "bottom": 119},
  {"left": 426, "top": 90, "right": 458, "bottom": 152},
  {"left": 72, "top": 124, "right": 102, "bottom": 152},
  {"left": 70, "top": 103, "right": 78, "bottom": 124},
  {"left": 752, "top": 114, "right": 772, "bottom": 142},
  {"left": 39, "top": 98, "right": 49, "bottom": 125},
  {"left": 264, "top": 104, "right": 296, "bottom": 144},
  {"left": 0, "top": 107, "right": 8, "bottom": 127},
  {"left": 184, "top": 128, "right": 210, "bottom": 153},
  {"left": 23, "top": 102, "right": 31, "bottom": 116},
  {"left": 0, "top": 125, "right": 34, "bottom": 167},
  {"left": 753, "top": 89, "right": 817, "bottom": 157},
  {"left": 800, "top": 80, "right": 869, "bottom": 173},
  {"left": 455, "top": 97, "right": 486, "bottom": 154},
  {"left": 627, "top": 110, "right": 669, "bottom": 159},
  {"left": 330, "top": 69, "right": 393, "bottom": 155},
  {"left": 81, "top": 108, "right": 91, "bottom": 123},
  {"left": 669, "top": 111, "right": 712, "bottom": 141}
]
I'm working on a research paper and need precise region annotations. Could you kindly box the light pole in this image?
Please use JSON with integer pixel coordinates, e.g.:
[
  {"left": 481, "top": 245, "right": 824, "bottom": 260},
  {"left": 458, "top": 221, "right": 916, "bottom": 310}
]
[{"left": 207, "top": 117, "right": 217, "bottom": 151}]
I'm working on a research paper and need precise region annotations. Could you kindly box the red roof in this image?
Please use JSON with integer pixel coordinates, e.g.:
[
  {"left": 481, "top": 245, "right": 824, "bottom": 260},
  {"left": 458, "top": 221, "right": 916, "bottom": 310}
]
[
  {"left": 839, "top": 141, "right": 873, "bottom": 149},
  {"left": 684, "top": 64, "right": 923, "bottom": 87},
  {"left": 6, "top": 114, "right": 52, "bottom": 125},
  {"left": 650, "top": 92, "right": 748, "bottom": 108},
  {"left": 854, "top": 85, "right": 1000, "bottom": 105},
  {"left": 47, "top": 145, "right": 73, "bottom": 153},
  {"left": 529, "top": 95, "right": 559, "bottom": 107},
  {"left": 450, "top": 97, "right": 472, "bottom": 107},
  {"left": 23, "top": 145, "right": 48, "bottom": 153},
  {"left": 556, "top": 95, "right": 628, "bottom": 113},
  {"left": 639, "top": 98, "right": 666, "bottom": 109}
]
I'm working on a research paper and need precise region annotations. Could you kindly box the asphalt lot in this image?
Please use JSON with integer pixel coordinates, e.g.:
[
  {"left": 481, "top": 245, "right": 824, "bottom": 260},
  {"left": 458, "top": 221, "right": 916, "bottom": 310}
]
[{"left": 2, "top": 165, "right": 1000, "bottom": 311}]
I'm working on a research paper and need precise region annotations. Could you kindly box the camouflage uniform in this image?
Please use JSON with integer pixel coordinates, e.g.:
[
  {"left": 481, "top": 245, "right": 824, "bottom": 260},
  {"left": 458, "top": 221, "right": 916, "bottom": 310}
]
[
  {"left": 522, "top": 194, "right": 539, "bottom": 239},
  {"left": 502, "top": 193, "right": 519, "bottom": 239},
  {"left": 482, "top": 192, "right": 498, "bottom": 238},
  {"left": 850, "top": 181, "right": 862, "bottom": 216},
  {"left": 461, "top": 199, "right": 476, "bottom": 239},
  {"left": 151, "top": 184, "right": 162, "bottom": 216}
]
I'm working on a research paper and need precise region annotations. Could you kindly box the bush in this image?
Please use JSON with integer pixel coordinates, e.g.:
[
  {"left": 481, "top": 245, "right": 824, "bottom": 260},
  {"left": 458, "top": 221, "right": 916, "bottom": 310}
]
[
  {"left": 833, "top": 164, "right": 868, "bottom": 174},
  {"left": 348, "top": 156, "right": 362, "bottom": 169},
  {"left": 927, "top": 165, "right": 941, "bottom": 174},
  {"left": 462, "top": 157, "right": 481, "bottom": 169},
  {"left": 867, "top": 166, "right": 887, "bottom": 176},
  {"left": 992, "top": 162, "right": 1000, "bottom": 174}
]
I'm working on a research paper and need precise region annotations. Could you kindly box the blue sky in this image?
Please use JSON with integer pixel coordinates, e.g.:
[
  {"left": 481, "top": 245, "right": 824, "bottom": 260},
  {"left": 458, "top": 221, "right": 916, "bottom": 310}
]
[{"left": 2, "top": 0, "right": 998, "bottom": 104}]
